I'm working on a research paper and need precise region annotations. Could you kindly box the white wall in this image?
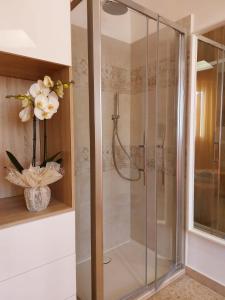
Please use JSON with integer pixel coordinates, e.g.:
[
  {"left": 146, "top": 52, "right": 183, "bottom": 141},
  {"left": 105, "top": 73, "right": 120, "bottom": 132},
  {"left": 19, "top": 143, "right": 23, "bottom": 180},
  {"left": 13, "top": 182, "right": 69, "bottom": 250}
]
[
  {"left": 187, "top": 231, "right": 225, "bottom": 286},
  {"left": 0, "top": 0, "right": 71, "bottom": 65}
]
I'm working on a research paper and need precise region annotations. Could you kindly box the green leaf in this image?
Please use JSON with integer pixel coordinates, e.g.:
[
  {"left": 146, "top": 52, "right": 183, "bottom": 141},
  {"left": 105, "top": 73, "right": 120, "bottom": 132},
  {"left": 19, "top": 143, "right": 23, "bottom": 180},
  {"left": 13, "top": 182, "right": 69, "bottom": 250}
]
[
  {"left": 40, "top": 152, "right": 62, "bottom": 167},
  {"left": 6, "top": 151, "right": 24, "bottom": 173},
  {"left": 55, "top": 158, "right": 63, "bottom": 165}
]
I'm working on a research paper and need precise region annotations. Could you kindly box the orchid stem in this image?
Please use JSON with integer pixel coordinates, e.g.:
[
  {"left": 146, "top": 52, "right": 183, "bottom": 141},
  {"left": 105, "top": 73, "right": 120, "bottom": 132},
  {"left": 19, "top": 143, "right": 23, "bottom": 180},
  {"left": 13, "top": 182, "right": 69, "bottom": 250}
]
[
  {"left": 44, "top": 119, "right": 47, "bottom": 161},
  {"left": 32, "top": 116, "right": 36, "bottom": 167}
]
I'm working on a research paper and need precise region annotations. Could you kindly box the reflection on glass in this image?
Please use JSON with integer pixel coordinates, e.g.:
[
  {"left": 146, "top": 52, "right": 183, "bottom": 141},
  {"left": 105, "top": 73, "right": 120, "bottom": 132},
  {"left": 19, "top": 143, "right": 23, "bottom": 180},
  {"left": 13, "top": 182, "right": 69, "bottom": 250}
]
[
  {"left": 194, "top": 39, "right": 225, "bottom": 238},
  {"left": 72, "top": 7, "right": 93, "bottom": 300},
  {"left": 102, "top": 7, "right": 149, "bottom": 300},
  {"left": 155, "top": 23, "right": 181, "bottom": 281}
]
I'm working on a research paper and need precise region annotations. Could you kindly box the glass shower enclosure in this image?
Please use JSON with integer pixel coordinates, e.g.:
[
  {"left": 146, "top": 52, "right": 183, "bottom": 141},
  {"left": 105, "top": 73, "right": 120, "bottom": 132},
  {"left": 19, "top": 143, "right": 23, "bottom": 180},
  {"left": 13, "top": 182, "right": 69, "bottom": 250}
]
[{"left": 74, "top": 0, "right": 186, "bottom": 299}]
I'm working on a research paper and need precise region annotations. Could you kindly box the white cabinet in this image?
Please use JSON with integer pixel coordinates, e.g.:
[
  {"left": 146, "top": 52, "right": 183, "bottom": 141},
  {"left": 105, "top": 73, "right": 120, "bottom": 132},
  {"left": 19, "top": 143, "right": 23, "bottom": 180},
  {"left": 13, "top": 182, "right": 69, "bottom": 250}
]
[
  {"left": 0, "top": 0, "right": 71, "bottom": 65},
  {"left": 0, "top": 212, "right": 75, "bottom": 281},
  {"left": 0, "top": 212, "right": 76, "bottom": 300},
  {"left": 0, "top": 255, "right": 75, "bottom": 300}
]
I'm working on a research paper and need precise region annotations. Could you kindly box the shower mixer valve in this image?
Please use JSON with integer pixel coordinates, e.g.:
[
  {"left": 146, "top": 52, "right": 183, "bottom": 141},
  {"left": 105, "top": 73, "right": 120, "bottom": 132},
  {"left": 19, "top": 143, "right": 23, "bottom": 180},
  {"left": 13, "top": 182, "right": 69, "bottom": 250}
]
[{"left": 112, "top": 114, "right": 120, "bottom": 120}]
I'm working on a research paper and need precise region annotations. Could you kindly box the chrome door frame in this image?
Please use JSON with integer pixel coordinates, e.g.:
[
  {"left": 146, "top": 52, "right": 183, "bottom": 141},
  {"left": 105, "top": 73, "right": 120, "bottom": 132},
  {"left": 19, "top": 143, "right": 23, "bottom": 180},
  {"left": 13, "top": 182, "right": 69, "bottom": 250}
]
[{"left": 176, "top": 30, "right": 186, "bottom": 269}]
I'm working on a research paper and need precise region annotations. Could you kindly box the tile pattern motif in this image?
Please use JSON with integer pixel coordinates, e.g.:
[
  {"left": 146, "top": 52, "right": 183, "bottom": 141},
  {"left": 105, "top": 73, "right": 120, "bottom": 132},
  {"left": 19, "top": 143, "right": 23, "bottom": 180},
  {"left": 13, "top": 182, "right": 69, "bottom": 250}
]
[
  {"left": 149, "top": 275, "right": 225, "bottom": 300},
  {"left": 72, "top": 57, "right": 177, "bottom": 94},
  {"left": 72, "top": 44, "right": 178, "bottom": 178},
  {"left": 75, "top": 145, "right": 176, "bottom": 175}
]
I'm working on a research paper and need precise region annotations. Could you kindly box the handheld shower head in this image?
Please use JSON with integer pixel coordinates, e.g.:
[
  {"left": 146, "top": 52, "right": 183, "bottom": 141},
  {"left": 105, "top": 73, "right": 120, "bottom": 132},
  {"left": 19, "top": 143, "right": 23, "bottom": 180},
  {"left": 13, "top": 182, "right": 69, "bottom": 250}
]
[{"left": 102, "top": 0, "right": 128, "bottom": 15}]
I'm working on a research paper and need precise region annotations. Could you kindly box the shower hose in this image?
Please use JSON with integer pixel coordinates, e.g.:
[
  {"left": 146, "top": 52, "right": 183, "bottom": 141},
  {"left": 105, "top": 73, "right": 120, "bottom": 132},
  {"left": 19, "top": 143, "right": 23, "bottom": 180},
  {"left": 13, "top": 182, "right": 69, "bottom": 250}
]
[{"left": 112, "top": 118, "right": 141, "bottom": 181}]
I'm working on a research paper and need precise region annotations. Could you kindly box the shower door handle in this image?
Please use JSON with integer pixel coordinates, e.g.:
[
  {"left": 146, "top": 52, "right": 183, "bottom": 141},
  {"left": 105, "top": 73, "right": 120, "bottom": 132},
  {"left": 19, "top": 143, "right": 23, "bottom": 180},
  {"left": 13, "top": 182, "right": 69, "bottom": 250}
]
[
  {"left": 157, "top": 144, "right": 165, "bottom": 186},
  {"left": 138, "top": 144, "right": 145, "bottom": 170},
  {"left": 138, "top": 144, "right": 146, "bottom": 185}
]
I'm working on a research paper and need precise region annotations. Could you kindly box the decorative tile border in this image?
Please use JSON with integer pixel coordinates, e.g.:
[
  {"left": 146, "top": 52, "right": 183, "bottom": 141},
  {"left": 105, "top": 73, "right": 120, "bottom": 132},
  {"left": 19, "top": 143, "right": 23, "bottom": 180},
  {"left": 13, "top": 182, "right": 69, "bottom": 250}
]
[
  {"left": 76, "top": 145, "right": 176, "bottom": 176},
  {"left": 72, "top": 58, "right": 88, "bottom": 88},
  {"left": 72, "top": 57, "right": 177, "bottom": 94},
  {"left": 102, "top": 64, "right": 131, "bottom": 94}
]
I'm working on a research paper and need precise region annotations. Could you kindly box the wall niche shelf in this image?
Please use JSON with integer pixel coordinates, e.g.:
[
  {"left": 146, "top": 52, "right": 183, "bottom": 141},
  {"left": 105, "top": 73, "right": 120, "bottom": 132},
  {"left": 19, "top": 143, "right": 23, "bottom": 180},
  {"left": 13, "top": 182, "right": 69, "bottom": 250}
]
[{"left": 0, "top": 51, "right": 75, "bottom": 229}]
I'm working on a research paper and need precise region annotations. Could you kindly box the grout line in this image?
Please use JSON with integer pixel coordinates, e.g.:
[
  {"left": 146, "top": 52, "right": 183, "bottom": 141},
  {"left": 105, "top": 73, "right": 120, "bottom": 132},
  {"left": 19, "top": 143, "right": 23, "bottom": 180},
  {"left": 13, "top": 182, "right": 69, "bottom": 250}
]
[{"left": 0, "top": 252, "right": 75, "bottom": 284}]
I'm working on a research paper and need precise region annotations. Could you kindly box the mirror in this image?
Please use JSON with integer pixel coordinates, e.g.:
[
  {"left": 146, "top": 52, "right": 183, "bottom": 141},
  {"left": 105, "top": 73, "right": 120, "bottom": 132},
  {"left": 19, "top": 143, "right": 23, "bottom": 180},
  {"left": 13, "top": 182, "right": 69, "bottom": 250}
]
[{"left": 194, "top": 36, "right": 225, "bottom": 238}]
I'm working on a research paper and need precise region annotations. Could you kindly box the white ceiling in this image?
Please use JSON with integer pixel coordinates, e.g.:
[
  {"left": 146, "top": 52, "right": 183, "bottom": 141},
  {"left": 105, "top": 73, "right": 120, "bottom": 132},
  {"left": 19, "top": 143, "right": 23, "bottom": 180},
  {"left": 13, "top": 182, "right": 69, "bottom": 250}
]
[{"left": 71, "top": 0, "right": 225, "bottom": 43}]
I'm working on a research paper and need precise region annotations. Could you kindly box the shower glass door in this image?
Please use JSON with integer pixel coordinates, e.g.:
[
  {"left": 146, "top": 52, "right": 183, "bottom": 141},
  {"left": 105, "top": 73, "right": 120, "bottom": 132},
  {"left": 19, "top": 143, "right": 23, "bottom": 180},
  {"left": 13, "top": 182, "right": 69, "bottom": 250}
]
[
  {"left": 101, "top": 6, "right": 150, "bottom": 299},
  {"left": 100, "top": 2, "right": 185, "bottom": 299},
  {"left": 155, "top": 23, "right": 184, "bottom": 282}
]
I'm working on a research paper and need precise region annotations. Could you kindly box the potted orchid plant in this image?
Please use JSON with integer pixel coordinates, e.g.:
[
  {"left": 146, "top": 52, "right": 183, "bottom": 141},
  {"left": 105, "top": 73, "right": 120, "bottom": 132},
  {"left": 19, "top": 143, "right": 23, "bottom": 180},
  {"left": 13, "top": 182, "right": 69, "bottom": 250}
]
[{"left": 5, "top": 76, "right": 73, "bottom": 212}]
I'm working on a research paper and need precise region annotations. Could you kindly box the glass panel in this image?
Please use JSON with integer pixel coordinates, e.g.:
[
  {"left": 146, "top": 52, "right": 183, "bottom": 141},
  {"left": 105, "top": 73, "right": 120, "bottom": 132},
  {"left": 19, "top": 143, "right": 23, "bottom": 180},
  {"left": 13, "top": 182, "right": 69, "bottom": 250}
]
[
  {"left": 101, "top": 5, "right": 148, "bottom": 299},
  {"left": 194, "top": 40, "right": 224, "bottom": 237},
  {"left": 156, "top": 23, "right": 180, "bottom": 280},
  {"left": 71, "top": 1, "right": 92, "bottom": 299},
  {"left": 146, "top": 18, "right": 158, "bottom": 285}
]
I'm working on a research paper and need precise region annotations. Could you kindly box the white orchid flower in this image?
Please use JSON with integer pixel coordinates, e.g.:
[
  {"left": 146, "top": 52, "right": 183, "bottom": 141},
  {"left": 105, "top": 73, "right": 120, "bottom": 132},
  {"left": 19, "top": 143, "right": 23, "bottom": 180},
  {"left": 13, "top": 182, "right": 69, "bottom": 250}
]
[
  {"left": 54, "top": 80, "right": 64, "bottom": 98},
  {"left": 29, "top": 83, "right": 40, "bottom": 98},
  {"left": 46, "top": 91, "right": 59, "bottom": 114},
  {"left": 29, "top": 80, "right": 50, "bottom": 98},
  {"left": 43, "top": 76, "right": 54, "bottom": 88},
  {"left": 35, "top": 94, "right": 48, "bottom": 110},
  {"left": 34, "top": 107, "right": 54, "bottom": 120},
  {"left": 22, "top": 98, "right": 29, "bottom": 108},
  {"left": 21, "top": 92, "right": 32, "bottom": 108},
  {"left": 19, "top": 106, "right": 33, "bottom": 122}
]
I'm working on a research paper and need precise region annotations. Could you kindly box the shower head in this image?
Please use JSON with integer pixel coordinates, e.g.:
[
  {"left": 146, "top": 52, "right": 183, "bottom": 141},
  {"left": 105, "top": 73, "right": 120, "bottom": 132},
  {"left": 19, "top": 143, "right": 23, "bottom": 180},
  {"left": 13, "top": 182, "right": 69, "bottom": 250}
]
[{"left": 102, "top": 0, "right": 128, "bottom": 15}]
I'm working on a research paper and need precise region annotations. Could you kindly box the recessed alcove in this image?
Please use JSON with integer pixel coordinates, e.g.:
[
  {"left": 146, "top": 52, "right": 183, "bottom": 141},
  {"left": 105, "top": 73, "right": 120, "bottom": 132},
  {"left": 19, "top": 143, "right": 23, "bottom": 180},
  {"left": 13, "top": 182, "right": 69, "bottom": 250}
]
[{"left": 0, "top": 51, "right": 74, "bottom": 229}]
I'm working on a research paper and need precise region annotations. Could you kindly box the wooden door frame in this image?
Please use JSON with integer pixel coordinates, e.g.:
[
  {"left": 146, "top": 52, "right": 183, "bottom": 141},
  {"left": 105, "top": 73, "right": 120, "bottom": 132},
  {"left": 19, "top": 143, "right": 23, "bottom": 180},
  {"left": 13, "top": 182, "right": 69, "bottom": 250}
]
[{"left": 87, "top": 1, "right": 104, "bottom": 300}]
